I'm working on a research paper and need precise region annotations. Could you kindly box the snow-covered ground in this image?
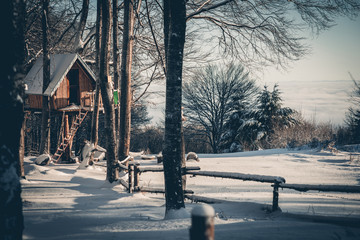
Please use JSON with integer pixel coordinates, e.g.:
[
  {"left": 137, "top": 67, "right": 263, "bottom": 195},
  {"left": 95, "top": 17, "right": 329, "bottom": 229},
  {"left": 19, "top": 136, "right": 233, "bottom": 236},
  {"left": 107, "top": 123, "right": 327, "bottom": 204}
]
[{"left": 22, "top": 148, "right": 360, "bottom": 239}]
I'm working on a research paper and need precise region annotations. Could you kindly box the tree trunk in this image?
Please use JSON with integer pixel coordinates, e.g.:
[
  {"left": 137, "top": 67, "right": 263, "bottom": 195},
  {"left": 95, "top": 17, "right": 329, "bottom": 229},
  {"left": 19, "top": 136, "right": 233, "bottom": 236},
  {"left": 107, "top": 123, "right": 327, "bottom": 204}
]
[
  {"left": 18, "top": 112, "right": 28, "bottom": 178},
  {"left": 74, "top": 0, "right": 90, "bottom": 53},
  {"left": 181, "top": 116, "right": 186, "bottom": 191},
  {"left": 90, "top": 0, "right": 102, "bottom": 147},
  {"left": 118, "top": 0, "right": 135, "bottom": 161},
  {"left": 39, "top": 0, "right": 51, "bottom": 155},
  {"left": 113, "top": 0, "right": 120, "bottom": 137},
  {"left": 163, "top": 0, "right": 186, "bottom": 215},
  {"left": 1, "top": 0, "right": 25, "bottom": 238},
  {"left": 100, "top": 0, "right": 118, "bottom": 182},
  {"left": 63, "top": 115, "right": 71, "bottom": 162}
]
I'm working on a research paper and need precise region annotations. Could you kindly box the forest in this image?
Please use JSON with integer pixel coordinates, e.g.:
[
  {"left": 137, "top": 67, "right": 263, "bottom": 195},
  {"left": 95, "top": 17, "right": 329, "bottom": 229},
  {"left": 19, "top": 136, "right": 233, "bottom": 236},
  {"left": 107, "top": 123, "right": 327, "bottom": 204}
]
[{"left": 1, "top": 0, "right": 360, "bottom": 239}]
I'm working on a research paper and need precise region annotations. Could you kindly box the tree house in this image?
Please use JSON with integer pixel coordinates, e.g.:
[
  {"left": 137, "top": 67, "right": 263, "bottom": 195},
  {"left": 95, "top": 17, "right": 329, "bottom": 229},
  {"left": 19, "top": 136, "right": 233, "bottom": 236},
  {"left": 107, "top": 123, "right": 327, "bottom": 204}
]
[{"left": 24, "top": 54, "right": 102, "bottom": 162}]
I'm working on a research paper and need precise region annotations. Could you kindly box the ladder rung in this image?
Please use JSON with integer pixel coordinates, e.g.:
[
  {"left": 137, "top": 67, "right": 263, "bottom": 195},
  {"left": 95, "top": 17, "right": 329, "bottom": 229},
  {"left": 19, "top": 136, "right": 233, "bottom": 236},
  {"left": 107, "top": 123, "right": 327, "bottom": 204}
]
[{"left": 54, "top": 153, "right": 61, "bottom": 156}]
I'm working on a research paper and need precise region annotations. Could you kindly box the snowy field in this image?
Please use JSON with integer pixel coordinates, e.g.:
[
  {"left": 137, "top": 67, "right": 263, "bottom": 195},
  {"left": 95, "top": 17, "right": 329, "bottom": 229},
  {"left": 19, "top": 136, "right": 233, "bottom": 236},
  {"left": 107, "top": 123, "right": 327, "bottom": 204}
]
[{"left": 22, "top": 148, "right": 360, "bottom": 239}]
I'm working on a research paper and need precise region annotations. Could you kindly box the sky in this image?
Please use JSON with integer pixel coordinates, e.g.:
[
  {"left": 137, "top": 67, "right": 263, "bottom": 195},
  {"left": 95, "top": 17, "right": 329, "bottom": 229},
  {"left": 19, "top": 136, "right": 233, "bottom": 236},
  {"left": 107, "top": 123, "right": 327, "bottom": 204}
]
[
  {"left": 148, "top": 15, "right": 360, "bottom": 126},
  {"left": 261, "top": 16, "right": 360, "bottom": 125}
]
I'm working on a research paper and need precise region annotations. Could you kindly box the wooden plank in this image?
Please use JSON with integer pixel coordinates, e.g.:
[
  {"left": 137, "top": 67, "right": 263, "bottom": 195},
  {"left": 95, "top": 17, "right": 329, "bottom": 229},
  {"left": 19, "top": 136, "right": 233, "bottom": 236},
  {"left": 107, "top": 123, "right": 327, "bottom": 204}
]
[
  {"left": 137, "top": 166, "right": 200, "bottom": 173},
  {"left": 138, "top": 166, "right": 164, "bottom": 173},
  {"left": 139, "top": 187, "right": 194, "bottom": 194},
  {"left": 279, "top": 184, "right": 360, "bottom": 193},
  {"left": 28, "top": 95, "right": 42, "bottom": 109},
  {"left": 185, "top": 194, "right": 223, "bottom": 204},
  {"left": 53, "top": 75, "right": 69, "bottom": 109},
  {"left": 187, "top": 170, "right": 285, "bottom": 183}
]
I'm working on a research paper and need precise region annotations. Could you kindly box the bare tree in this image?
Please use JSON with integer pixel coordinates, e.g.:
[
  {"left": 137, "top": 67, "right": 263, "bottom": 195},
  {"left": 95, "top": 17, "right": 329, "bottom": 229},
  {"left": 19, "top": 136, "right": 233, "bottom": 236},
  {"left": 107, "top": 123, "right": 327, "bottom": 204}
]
[
  {"left": 113, "top": 0, "right": 121, "bottom": 135},
  {"left": 90, "top": 0, "right": 102, "bottom": 147},
  {"left": 25, "top": 1, "right": 96, "bottom": 65},
  {"left": 161, "top": 0, "right": 359, "bottom": 213},
  {"left": 183, "top": 64, "right": 258, "bottom": 153},
  {"left": 186, "top": 0, "right": 360, "bottom": 68},
  {"left": 73, "top": 0, "right": 92, "bottom": 54},
  {"left": 39, "top": 0, "right": 51, "bottom": 155},
  {"left": 163, "top": 0, "right": 187, "bottom": 216},
  {"left": 118, "top": 0, "right": 136, "bottom": 161},
  {"left": 99, "top": 0, "right": 118, "bottom": 182},
  {"left": 1, "top": 0, "right": 26, "bottom": 238}
]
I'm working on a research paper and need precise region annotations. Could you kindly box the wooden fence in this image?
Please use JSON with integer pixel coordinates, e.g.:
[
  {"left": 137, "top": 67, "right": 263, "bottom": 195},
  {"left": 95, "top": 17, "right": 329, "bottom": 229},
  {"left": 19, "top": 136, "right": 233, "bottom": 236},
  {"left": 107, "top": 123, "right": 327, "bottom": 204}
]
[
  {"left": 98, "top": 158, "right": 360, "bottom": 213},
  {"left": 126, "top": 161, "right": 285, "bottom": 211}
]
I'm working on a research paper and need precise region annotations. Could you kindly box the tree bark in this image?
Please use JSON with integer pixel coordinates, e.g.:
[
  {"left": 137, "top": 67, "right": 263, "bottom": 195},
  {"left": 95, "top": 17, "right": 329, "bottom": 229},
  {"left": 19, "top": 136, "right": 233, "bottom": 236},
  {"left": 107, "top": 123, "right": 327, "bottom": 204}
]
[
  {"left": 90, "top": 0, "right": 102, "bottom": 147},
  {"left": 118, "top": 0, "right": 135, "bottom": 161},
  {"left": 1, "top": 0, "right": 25, "bottom": 238},
  {"left": 113, "top": 0, "right": 120, "bottom": 137},
  {"left": 100, "top": 0, "right": 118, "bottom": 182},
  {"left": 163, "top": 0, "right": 186, "bottom": 215},
  {"left": 18, "top": 112, "right": 28, "bottom": 178},
  {"left": 63, "top": 114, "right": 71, "bottom": 162},
  {"left": 39, "top": 0, "right": 51, "bottom": 155},
  {"left": 74, "top": 0, "right": 90, "bottom": 53}
]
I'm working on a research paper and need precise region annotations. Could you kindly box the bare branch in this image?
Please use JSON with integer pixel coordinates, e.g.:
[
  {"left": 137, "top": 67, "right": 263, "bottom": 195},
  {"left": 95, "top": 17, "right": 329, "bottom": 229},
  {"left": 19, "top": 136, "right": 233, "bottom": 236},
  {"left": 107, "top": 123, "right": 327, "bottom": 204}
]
[{"left": 186, "top": 0, "right": 234, "bottom": 20}]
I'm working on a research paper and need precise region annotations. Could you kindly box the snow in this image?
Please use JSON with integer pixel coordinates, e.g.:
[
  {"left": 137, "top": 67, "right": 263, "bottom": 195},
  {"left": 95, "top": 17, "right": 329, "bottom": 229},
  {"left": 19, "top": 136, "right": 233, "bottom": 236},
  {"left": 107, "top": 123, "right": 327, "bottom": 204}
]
[
  {"left": 191, "top": 204, "right": 215, "bottom": 217},
  {"left": 22, "top": 148, "right": 360, "bottom": 239}
]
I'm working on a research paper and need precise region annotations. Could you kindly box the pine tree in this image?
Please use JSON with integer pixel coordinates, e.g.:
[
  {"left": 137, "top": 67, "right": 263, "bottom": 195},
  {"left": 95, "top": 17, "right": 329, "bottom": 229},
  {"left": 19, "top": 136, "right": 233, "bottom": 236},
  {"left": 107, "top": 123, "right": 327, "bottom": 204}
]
[
  {"left": 346, "top": 80, "right": 360, "bottom": 143},
  {"left": 244, "top": 84, "right": 296, "bottom": 149},
  {"left": 221, "top": 84, "right": 258, "bottom": 152}
]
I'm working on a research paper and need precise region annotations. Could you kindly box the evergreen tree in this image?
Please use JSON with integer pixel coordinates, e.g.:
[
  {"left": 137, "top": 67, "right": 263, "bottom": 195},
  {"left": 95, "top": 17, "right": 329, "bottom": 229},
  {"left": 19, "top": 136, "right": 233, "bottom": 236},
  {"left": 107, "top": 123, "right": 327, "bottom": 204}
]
[
  {"left": 131, "top": 101, "right": 151, "bottom": 129},
  {"left": 243, "top": 84, "right": 296, "bottom": 149},
  {"left": 346, "top": 79, "right": 360, "bottom": 143},
  {"left": 221, "top": 85, "right": 258, "bottom": 152}
]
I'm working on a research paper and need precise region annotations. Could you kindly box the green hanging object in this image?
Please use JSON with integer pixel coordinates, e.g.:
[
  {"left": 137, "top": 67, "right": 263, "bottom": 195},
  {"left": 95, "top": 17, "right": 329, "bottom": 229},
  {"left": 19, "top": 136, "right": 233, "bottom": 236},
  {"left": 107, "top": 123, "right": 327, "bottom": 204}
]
[{"left": 113, "top": 90, "right": 119, "bottom": 105}]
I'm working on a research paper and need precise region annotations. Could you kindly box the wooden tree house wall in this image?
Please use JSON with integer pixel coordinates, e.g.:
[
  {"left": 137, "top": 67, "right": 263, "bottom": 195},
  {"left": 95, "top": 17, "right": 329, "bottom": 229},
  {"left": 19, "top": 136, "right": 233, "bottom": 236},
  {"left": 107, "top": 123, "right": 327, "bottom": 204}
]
[{"left": 26, "top": 61, "right": 95, "bottom": 110}]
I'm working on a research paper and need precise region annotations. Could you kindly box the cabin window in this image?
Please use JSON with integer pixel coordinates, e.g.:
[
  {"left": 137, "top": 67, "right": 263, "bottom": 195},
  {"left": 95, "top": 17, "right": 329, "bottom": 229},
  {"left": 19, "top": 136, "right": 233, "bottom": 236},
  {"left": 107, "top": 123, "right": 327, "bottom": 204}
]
[{"left": 68, "top": 69, "right": 79, "bottom": 104}]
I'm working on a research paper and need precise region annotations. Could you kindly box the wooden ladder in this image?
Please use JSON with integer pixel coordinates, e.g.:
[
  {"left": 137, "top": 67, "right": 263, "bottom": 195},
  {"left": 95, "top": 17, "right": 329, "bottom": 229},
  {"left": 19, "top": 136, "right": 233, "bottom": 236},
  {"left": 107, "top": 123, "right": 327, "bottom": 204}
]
[{"left": 53, "top": 109, "right": 88, "bottom": 163}]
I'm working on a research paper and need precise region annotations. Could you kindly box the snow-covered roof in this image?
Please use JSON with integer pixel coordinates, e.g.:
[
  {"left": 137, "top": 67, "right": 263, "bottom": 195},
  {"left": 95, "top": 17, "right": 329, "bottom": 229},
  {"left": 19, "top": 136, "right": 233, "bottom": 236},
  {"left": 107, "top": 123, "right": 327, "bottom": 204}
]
[{"left": 24, "top": 54, "right": 96, "bottom": 97}]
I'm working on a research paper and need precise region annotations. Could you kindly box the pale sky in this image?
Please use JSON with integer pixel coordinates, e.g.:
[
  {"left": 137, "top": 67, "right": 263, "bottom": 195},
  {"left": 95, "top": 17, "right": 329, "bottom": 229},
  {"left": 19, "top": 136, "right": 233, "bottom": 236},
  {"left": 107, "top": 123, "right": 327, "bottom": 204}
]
[
  {"left": 264, "top": 16, "right": 360, "bottom": 83},
  {"left": 148, "top": 16, "right": 360, "bottom": 126},
  {"left": 261, "top": 16, "right": 360, "bottom": 125}
]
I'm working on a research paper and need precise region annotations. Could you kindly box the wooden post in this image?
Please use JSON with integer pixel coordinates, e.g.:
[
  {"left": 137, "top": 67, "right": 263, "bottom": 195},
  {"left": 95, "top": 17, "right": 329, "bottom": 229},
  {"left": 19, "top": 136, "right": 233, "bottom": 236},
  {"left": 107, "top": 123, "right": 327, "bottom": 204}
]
[
  {"left": 190, "top": 204, "right": 215, "bottom": 240},
  {"left": 128, "top": 163, "right": 134, "bottom": 193},
  {"left": 181, "top": 107, "right": 186, "bottom": 191},
  {"left": 134, "top": 162, "right": 140, "bottom": 192},
  {"left": 272, "top": 181, "right": 280, "bottom": 212},
  {"left": 63, "top": 114, "right": 70, "bottom": 162}
]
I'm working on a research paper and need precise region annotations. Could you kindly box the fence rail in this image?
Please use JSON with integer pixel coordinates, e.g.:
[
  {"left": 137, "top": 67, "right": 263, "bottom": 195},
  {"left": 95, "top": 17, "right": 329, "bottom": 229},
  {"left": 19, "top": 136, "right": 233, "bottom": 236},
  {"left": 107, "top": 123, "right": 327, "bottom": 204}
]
[
  {"left": 97, "top": 158, "right": 360, "bottom": 213},
  {"left": 279, "top": 184, "right": 360, "bottom": 193},
  {"left": 187, "top": 170, "right": 285, "bottom": 184}
]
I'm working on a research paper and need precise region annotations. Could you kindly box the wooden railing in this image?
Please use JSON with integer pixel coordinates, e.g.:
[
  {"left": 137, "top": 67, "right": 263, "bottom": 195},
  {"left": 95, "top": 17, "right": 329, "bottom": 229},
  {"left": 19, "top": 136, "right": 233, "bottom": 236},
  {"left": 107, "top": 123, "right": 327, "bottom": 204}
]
[
  {"left": 81, "top": 91, "right": 103, "bottom": 109},
  {"left": 125, "top": 161, "right": 284, "bottom": 211},
  {"left": 95, "top": 158, "right": 360, "bottom": 213}
]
